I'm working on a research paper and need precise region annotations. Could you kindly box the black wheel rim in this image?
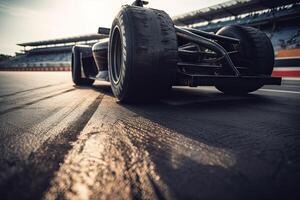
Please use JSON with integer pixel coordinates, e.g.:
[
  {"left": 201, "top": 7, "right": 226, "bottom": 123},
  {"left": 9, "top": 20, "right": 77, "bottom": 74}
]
[{"left": 111, "top": 27, "right": 123, "bottom": 84}]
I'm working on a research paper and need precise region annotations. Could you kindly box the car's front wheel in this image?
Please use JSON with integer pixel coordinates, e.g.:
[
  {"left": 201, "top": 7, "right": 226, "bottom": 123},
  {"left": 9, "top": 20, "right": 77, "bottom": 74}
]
[
  {"left": 71, "top": 46, "right": 95, "bottom": 86},
  {"left": 108, "top": 6, "right": 178, "bottom": 102}
]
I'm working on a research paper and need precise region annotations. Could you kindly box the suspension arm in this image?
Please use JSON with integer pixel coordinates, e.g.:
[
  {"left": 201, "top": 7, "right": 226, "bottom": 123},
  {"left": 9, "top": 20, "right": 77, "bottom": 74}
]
[
  {"left": 182, "top": 27, "right": 240, "bottom": 44},
  {"left": 175, "top": 26, "right": 241, "bottom": 76}
]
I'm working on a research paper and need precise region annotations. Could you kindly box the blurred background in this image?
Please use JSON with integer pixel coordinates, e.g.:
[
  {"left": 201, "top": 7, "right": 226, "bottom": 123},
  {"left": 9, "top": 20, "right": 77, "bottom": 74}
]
[{"left": 0, "top": 0, "right": 299, "bottom": 77}]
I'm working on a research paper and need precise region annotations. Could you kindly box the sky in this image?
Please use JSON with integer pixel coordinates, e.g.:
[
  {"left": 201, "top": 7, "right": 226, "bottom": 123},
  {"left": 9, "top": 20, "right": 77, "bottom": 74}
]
[{"left": 0, "top": 0, "right": 227, "bottom": 55}]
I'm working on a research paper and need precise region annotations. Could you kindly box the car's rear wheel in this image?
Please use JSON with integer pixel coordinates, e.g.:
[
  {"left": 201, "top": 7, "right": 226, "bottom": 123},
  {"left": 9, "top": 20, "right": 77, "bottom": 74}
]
[
  {"left": 71, "top": 46, "right": 95, "bottom": 86},
  {"left": 108, "top": 6, "right": 178, "bottom": 102},
  {"left": 215, "top": 25, "right": 274, "bottom": 94}
]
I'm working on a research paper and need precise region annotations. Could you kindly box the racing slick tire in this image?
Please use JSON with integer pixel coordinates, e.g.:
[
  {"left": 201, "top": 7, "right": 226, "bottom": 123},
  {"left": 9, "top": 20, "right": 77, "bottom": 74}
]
[
  {"left": 71, "top": 46, "right": 95, "bottom": 86},
  {"left": 108, "top": 6, "right": 178, "bottom": 102},
  {"left": 215, "top": 25, "right": 274, "bottom": 94}
]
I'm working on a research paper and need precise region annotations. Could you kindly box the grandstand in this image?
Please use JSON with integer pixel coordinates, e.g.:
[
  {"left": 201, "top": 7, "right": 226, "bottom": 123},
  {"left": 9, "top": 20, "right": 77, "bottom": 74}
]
[
  {"left": 174, "top": 0, "right": 300, "bottom": 52},
  {"left": 0, "top": 34, "right": 107, "bottom": 70},
  {"left": 0, "top": 0, "right": 299, "bottom": 76}
]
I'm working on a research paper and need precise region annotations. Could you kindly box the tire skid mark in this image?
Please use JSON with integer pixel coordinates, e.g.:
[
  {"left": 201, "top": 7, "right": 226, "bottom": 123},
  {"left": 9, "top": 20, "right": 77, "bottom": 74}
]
[
  {"left": 0, "top": 83, "right": 64, "bottom": 98},
  {"left": 4, "top": 90, "right": 92, "bottom": 160},
  {"left": 0, "top": 88, "right": 76, "bottom": 115},
  {"left": 45, "top": 130, "right": 161, "bottom": 200},
  {"left": 44, "top": 95, "right": 234, "bottom": 200},
  {"left": 0, "top": 94, "right": 103, "bottom": 200},
  {"left": 44, "top": 96, "right": 174, "bottom": 200},
  {"left": 0, "top": 83, "right": 71, "bottom": 104}
]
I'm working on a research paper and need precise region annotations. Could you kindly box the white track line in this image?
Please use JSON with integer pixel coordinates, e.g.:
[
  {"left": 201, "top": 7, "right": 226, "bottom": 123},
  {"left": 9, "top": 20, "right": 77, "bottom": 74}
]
[
  {"left": 273, "top": 67, "right": 300, "bottom": 71},
  {"left": 283, "top": 77, "right": 300, "bottom": 81},
  {"left": 259, "top": 89, "right": 300, "bottom": 94},
  {"left": 282, "top": 85, "right": 300, "bottom": 88}
]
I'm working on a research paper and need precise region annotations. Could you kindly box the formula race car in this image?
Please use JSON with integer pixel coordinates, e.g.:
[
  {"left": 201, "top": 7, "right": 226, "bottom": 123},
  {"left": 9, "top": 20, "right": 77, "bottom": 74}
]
[{"left": 71, "top": 0, "right": 281, "bottom": 102}]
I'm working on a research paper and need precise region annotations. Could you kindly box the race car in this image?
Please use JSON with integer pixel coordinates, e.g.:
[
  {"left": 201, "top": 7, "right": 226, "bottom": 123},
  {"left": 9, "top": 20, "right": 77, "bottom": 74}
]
[{"left": 71, "top": 0, "right": 281, "bottom": 102}]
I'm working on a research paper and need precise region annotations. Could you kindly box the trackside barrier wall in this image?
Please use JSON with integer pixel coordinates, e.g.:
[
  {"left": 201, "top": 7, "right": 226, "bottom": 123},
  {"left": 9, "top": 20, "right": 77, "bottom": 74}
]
[{"left": 0, "top": 67, "right": 71, "bottom": 71}]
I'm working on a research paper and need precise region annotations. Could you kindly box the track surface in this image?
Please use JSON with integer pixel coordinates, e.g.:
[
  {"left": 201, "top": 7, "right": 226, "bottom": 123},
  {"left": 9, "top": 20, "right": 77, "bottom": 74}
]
[{"left": 0, "top": 72, "right": 299, "bottom": 200}]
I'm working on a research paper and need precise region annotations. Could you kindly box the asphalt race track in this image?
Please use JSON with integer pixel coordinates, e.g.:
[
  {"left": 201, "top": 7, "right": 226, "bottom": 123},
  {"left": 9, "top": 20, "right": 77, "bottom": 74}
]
[{"left": 0, "top": 72, "right": 299, "bottom": 200}]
